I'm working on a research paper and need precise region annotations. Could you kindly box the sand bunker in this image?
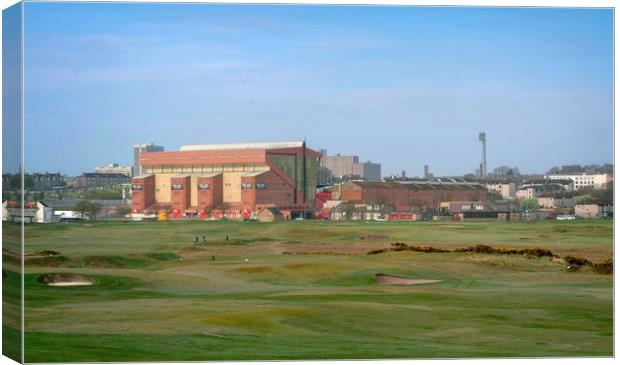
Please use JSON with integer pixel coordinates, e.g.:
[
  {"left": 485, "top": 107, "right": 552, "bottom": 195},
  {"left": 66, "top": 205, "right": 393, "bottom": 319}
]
[
  {"left": 37, "top": 273, "right": 95, "bottom": 286},
  {"left": 374, "top": 273, "right": 441, "bottom": 285}
]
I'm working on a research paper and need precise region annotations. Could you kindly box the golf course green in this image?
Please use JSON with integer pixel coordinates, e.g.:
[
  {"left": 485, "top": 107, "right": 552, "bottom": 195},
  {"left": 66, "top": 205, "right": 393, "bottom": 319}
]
[{"left": 2, "top": 219, "right": 614, "bottom": 361}]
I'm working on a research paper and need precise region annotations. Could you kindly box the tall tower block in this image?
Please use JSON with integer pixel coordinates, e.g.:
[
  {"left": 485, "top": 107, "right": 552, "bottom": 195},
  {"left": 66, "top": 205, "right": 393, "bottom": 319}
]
[{"left": 479, "top": 132, "right": 487, "bottom": 177}]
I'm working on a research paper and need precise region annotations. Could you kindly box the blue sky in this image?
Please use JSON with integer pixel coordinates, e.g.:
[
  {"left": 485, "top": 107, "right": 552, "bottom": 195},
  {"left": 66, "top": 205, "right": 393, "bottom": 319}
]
[{"left": 20, "top": 2, "right": 613, "bottom": 176}]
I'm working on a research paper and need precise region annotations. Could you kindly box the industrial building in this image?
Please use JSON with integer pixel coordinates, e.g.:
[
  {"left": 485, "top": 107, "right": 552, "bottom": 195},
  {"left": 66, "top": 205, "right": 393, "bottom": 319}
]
[
  {"left": 334, "top": 180, "right": 488, "bottom": 210},
  {"left": 131, "top": 141, "right": 321, "bottom": 218}
]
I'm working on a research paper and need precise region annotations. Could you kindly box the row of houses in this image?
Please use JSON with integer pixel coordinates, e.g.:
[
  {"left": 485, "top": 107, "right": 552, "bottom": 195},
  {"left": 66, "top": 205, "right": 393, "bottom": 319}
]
[
  {"left": 4, "top": 197, "right": 610, "bottom": 224},
  {"left": 2, "top": 172, "right": 65, "bottom": 190},
  {"left": 314, "top": 178, "right": 613, "bottom": 221},
  {"left": 2, "top": 199, "right": 131, "bottom": 223},
  {"left": 485, "top": 173, "right": 612, "bottom": 200},
  {"left": 2, "top": 172, "right": 132, "bottom": 192},
  {"left": 318, "top": 198, "right": 611, "bottom": 221}
]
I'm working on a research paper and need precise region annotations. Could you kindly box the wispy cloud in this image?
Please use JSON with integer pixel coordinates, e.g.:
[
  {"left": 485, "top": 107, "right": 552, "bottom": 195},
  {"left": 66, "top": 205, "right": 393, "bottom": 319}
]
[{"left": 27, "top": 60, "right": 261, "bottom": 87}]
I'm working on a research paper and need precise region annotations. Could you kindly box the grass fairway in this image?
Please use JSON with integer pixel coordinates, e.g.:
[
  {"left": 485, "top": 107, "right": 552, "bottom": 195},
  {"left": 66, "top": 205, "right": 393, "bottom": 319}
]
[{"left": 11, "top": 219, "right": 613, "bottom": 361}]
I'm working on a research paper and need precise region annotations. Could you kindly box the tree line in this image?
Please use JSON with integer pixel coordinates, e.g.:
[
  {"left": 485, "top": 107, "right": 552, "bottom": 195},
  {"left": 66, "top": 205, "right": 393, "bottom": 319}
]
[{"left": 547, "top": 164, "right": 613, "bottom": 175}]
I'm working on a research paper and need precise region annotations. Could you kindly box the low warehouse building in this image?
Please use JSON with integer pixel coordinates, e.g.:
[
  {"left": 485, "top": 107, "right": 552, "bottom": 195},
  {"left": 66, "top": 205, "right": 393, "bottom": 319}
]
[{"left": 335, "top": 181, "right": 488, "bottom": 210}]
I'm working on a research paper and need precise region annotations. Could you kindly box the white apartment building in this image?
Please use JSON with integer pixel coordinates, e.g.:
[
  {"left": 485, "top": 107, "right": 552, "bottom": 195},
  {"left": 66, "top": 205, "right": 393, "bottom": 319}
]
[
  {"left": 486, "top": 182, "right": 516, "bottom": 199},
  {"left": 545, "top": 173, "right": 612, "bottom": 190},
  {"left": 95, "top": 163, "right": 133, "bottom": 177}
]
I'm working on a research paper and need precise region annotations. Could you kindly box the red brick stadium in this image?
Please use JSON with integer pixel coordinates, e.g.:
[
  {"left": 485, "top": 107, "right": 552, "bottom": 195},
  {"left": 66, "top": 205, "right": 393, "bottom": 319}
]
[{"left": 131, "top": 141, "right": 320, "bottom": 219}]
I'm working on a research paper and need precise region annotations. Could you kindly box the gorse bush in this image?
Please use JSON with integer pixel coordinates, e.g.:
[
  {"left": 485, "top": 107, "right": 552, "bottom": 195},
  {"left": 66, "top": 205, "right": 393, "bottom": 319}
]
[
  {"left": 390, "top": 242, "right": 408, "bottom": 251},
  {"left": 373, "top": 243, "right": 553, "bottom": 257},
  {"left": 562, "top": 255, "right": 612, "bottom": 274},
  {"left": 564, "top": 255, "right": 591, "bottom": 267},
  {"left": 454, "top": 245, "right": 555, "bottom": 257},
  {"left": 591, "top": 259, "right": 613, "bottom": 274},
  {"left": 367, "top": 242, "right": 611, "bottom": 275}
]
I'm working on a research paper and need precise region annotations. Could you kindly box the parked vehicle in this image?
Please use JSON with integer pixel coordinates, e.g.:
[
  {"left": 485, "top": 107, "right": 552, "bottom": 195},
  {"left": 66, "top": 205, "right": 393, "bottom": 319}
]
[{"left": 556, "top": 215, "right": 576, "bottom": 221}]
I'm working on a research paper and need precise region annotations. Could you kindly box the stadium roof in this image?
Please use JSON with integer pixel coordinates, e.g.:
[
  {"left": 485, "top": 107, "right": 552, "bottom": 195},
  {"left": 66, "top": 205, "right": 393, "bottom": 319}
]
[
  {"left": 345, "top": 181, "right": 486, "bottom": 191},
  {"left": 525, "top": 178, "right": 574, "bottom": 185},
  {"left": 180, "top": 141, "right": 304, "bottom": 152}
]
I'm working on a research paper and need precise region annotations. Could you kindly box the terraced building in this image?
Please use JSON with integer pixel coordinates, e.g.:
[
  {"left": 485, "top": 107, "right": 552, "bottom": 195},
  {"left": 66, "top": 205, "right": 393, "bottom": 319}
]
[{"left": 131, "top": 141, "right": 321, "bottom": 218}]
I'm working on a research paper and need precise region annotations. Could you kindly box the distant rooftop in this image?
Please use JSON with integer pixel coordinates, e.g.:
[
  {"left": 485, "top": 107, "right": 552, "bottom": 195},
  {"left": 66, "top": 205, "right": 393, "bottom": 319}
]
[
  {"left": 346, "top": 180, "right": 486, "bottom": 191},
  {"left": 133, "top": 142, "right": 162, "bottom": 148},
  {"left": 82, "top": 172, "right": 130, "bottom": 178},
  {"left": 525, "top": 178, "right": 574, "bottom": 184},
  {"left": 133, "top": 174, "right": 154, "bottom": 179},
  {"left": 546, "top": 173, "right": 609, "bottom": 177},
  {"left": 243, "top": 171, "right": 269, "bottom": 177},
  {"left": 179, "top": 141, "right": 304, "bottom": 152}
]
